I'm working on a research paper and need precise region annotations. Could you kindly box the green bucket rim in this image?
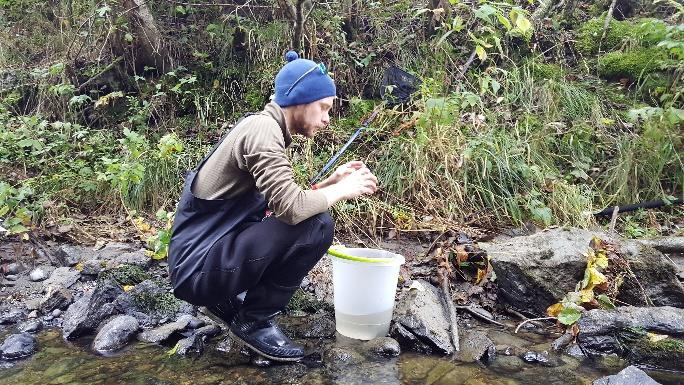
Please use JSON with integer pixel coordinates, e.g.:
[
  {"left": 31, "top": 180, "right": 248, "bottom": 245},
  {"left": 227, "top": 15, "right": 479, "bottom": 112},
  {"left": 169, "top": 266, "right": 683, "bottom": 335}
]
[{"left": 326, "top": 247, "right": 397, "bottom": 264}]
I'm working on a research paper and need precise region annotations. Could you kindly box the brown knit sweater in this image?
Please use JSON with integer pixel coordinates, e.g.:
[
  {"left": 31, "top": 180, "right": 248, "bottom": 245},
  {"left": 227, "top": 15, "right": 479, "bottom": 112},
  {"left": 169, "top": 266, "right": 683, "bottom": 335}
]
[{"left": 192, "top": 102, "right": 329, "bottom": 225}]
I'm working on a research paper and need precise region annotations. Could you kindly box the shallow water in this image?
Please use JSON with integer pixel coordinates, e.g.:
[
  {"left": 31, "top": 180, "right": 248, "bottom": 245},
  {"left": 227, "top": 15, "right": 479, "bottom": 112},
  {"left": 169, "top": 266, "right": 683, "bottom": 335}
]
[{"left": 1, "top": 328, "right": 683, "bottom": 385}]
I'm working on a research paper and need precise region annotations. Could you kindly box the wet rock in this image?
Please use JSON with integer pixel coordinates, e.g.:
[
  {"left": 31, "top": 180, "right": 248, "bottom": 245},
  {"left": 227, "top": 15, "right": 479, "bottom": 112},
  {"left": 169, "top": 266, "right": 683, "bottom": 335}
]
[
  {"left": 93, "top": 315, "right": 140, "bottom": 352},
  {"left": 175, "top": 334, "right": 204, "bottom": 356},
  {"left": 323, "top": 346, "right": 363, "bottom": 367},
  {"left": 390, "top": 279, "right": 454, "bottom": 355},
  {"left": 113, "top": 280, "right": 192, "bottom": 324},
  {"left": 577, "top": 306, "right": 684, "bottom": 370},
  {"left": 0, "top": 309, "right": 25, "bottom": 325},
  {"left": 91, "top": 243, "right": 137, "bottom": 261},
  {"left": 522, "top": 350, "right": 549, "bottom": 364},
  {"left": 363, "top": 337, "right": 401, "bottom": 357},
  {"left": 108, "top": 249, "right": 151, "bottom": 269},
  {"left": 61, "top": 279, "right": 123, "bottom": 339},
  {"left": 138, "top": 314, "right": 193, "bottom": 343},
  {"left": 27, "top": 310, "right": 38, "bottom": 318},
  {"left": 456, "top": 330, "right": 495, "bottom": 363},
  {"left": 216, "top": 336, "right": 236, "bottom": 353},
  {"left": 281, "top": 312, "right": 336, "bottom": 339},
  {"left": 194, "top": 324, "right": 221, "bottom": 339},
  {"left": 5, "top": 262, "right": 24, "bottom": 275},
  {"left": 566, "top": 343, "right": 585, "bottom": 358},
  {"left": 17, "top": 319, "right": 43, "bottom": 333},
  {"left": 52, "top": 309, "right": 62, "bottom": 318},
  {"left": 186, "top": 316, "right": 205, "bottom": 329},
  {"left": 42, "top": 267, "right": 80, "bottom": 291},
  {"left": 81, "top": 259, "right": 104, "bottom": 276},
  {"left": 551, "top": 332, "right": 574, "bottom": 351},
  {"left": 29, "top": 268, "right": 47, "bottom": 282},
  {"left": 55, "top": 245, "right": 84, "bottom": 267},
  {"left": 481, "top": 228, "right": 684, "bottom": 314},
  {"left": 0, "top": 279, "right": 15, "bottom": 287},
  {"left": 489, "top": 355, "right": 525, "bottom": 374},
  {"left": 0, "top": 333, "right": 37, "bottom": 359},
  {"left": 593, "top": 365, "right": 661, "bottom": 385},
  {"left": 4, "top": 275, "right": 17, "bottom": 281},
  {"left": 39, "top": 287, "right": 73, "bottom": 314}
]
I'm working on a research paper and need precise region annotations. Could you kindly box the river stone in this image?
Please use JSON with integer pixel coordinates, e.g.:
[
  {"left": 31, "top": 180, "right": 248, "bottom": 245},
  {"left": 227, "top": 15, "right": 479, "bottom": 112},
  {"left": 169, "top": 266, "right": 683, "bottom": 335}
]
[
  {"left": 5, "top": 262, "right": 23, "bottom": 275},
  {"left": 281, "top": 313, "right": 336, "bottom": 339},
  {"left": 4, "top": 274, "right": 17, "bottom": 281},
  {"left": 0, "top": 308, "right": 25, "bottom": 325},
  {"left": 42, "top": 267, "right": 80, "bottom": 292},
  {"left": 93, "top": 315, "right": 140, "bottom": 352},
  {"left": 107, "top": 249, "right": 150, "bottom": 269},
  {"left": 323, "top": 346, "right": 364, "bottom": 367},
  {"left": 481, "top": 228, "right": 684, "bottom": 314},
  {"left": 390, "top": 279, "right": 454, "bottom": 355},
  {"left": 138, "top": 314, "right": 194, "bottom": 343},
  {"left": 456, "top": 330, "right": 495, "bottom": 363},
  {"left": 0, "top": 333, "right": 37, "bottom": 359},
  {"left": 39, "top": 287, "right": 73, "bottom": 314},
  {"left": 55, "top": 245, "right": 85, "bottom": 267},
  {"left": 29, "top": 268, "right": 47, "bottom": 282},
  {"left": 578, "top": 306, "right": 684, "bottom": 370},
  {"left": 81, "top": 259, "right": 104, "bottom": 276},
  {"left": 175, "top": 334, "right": 204, "bottom": 356},
  {"left": 17, "top": 319, "right": 43, "bottom": 333},
  {"left": 113, "top": 280, "right": 193, "bottom": 325},
  {"left": 61, "top": 279, "right": 123, "bottom": 339},
  {"left": 194, "top": 324, "right": 221, "bottom": 339},
  {"left": 593, "top": 365, "right": 661, "bottom": 385},
  {"left": 363, "top": 337, "right": 401, "bottom": 357},
  {"left": 91, "top": 243, "right": 137, "bottom": 261},
  {"left": 186, "top": 315, "right": 205, "bottom": 329},
  {"left": 489, "top": 355, "right": 525, "bottom": 374}
]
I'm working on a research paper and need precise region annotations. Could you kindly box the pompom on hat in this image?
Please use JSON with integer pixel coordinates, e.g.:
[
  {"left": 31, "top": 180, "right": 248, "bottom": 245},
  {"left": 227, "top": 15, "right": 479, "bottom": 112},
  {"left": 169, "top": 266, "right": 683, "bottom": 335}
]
[{"left": 274, "top": 50, "right": 336, "bottom": 107}]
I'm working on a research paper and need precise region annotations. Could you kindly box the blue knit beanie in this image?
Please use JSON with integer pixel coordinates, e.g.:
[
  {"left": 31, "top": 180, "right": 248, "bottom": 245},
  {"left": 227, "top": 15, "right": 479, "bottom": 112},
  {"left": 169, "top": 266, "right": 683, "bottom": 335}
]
[{"left": 274, "top": 51, "right": 336, "bottom": 107}]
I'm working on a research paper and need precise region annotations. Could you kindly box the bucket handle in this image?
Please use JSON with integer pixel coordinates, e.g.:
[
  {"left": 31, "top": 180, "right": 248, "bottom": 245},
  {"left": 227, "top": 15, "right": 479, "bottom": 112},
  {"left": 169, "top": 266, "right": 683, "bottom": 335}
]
[{"left": 327, "top": 247, "right": 395, "bottom": 264}]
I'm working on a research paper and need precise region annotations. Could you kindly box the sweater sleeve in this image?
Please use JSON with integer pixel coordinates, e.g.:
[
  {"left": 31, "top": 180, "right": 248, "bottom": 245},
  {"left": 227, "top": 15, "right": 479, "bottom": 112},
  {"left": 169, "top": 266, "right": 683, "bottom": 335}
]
[{"left": 237, "top": 118, "right": 329, "bottom": 225}]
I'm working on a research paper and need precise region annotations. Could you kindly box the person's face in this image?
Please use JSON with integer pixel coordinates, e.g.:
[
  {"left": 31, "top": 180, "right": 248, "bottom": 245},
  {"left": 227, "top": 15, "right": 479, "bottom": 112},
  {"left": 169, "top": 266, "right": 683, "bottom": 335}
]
[{"left": 290, "top": 96, "right": 334, "bottom": 138}]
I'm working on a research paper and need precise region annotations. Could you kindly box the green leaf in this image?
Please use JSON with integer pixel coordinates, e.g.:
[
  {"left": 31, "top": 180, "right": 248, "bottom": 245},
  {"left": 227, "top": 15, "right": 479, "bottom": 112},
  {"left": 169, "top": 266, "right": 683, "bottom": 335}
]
[
  {"left": 475, "top": 45, "right": 487, "bottom": 61},
  {"left": 597, "top": 294, "right": 616, "bottom": 310},
  {"left": 558, "top": 307, "right": 582, "bottom": 325}
]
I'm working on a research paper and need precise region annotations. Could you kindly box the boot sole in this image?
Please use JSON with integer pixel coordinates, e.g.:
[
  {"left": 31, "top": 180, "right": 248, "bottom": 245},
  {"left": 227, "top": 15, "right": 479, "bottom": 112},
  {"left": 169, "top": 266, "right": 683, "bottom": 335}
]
[{"left": 227, "top": 329, "right": 304, "bottom": 363}]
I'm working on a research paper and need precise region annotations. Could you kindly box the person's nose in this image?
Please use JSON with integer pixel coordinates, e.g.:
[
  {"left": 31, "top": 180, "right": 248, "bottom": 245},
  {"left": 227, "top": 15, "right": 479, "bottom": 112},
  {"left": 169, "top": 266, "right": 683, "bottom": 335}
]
[{"left": 322, "top": 112, "right": 330, "bottom": 126}]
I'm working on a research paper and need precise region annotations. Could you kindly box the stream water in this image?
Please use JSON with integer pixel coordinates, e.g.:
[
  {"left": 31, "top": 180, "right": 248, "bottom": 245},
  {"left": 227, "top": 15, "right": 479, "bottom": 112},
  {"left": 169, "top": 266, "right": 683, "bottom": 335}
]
[{"left": 2, "top": 327, "right": 683, "bottom": 385}]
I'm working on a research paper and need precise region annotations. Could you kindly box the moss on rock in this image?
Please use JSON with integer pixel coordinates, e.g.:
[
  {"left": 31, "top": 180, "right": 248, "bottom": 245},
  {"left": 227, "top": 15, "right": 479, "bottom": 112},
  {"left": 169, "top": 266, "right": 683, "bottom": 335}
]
[
  {"left": 597, "top": 48, "right": 669, "bottom": 81},
  {"left": 577, "top": 18, "right": 668, "bottom": 55},
  {"left": 98, "top": 264, "right": 149, "bottom": 286},
  {"left": 286, "top": 289, "right": 332, "bottom": 314},
  {"left": 131, "top": 286, "right": 183, "bottom": 315}
]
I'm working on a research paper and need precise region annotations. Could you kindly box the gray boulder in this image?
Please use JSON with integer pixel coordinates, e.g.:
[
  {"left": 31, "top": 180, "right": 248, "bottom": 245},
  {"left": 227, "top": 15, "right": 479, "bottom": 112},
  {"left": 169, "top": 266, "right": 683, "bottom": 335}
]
[
  {"left": 137, "top": 314, "right": 194, "bottom": 343},
  {"left": 17, "top": 319, "right": 43, "bottom": 334},
  {"left": 362, "top": 337, "right": 401, "bottom": 358},
  {"left": 593, "top": 365, "right": 661, "bottom": 385},
  {"left": 578, "top": 306, "right": 684, "bottom": 370},
  {"left": 481, "top": 228, "right": 684, "bottom": 314},
  {"left": 390, "top": 279, "right": 454, "bottom": 355},
  {"left": 175, "top": 334, "right": 203, "bottom": 357},
  {"left": 39, "top": 286, "right": 73, "bottom": 314},
  {"left": 456, "top": 330, "right": 495, "bottom": 363},
  {"left": 54, "top": 245, "right": 85, "bottom": 267},
  {"left": 93, "top": 315, "right": 140, "bottom": 352},
  {"left": 0, "top": 333, "right": 37, "bottom": 359},
  {"left": 61, "top": 279, "right": 123, "bottom": 339},
  {"left": 107, "top": 250, "right": 150, "bottom": 269},
  {"left": 42, "top": 267, "right": 80, "bottom": 292}
]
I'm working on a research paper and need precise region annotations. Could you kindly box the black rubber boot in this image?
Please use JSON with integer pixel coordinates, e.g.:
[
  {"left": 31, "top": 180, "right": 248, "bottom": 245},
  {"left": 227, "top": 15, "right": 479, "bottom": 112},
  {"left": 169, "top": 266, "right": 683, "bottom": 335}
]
[
  {"left": 229, "top": 314, "right": 304, "bottom": 362},
  {"left": 229, "top": 282, "right": 304, "bottom": 362},
  {"left": 205, "top": 294, "right": 244, "bottom": 326}
]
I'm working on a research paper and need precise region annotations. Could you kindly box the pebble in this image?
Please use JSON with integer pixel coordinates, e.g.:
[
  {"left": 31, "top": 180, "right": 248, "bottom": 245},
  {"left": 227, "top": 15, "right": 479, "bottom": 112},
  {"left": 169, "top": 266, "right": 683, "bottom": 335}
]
[
  {"left": 522, "top": 350, "right": 549, "bottom": 364},
  {"left": 27, "top": 310, "right": 38, "bottom": 319},
  {"left": 6, "top": 263, "right": 22, "bottom": 275},
  {"left": 5, "top": 275, "right": 18, "bottom": 281},
  {"left": 29, "top": 268, "right": 47, "bottom": 282},
  {"left": 52, "top": 309, "right": 62, "bottom": 317}
]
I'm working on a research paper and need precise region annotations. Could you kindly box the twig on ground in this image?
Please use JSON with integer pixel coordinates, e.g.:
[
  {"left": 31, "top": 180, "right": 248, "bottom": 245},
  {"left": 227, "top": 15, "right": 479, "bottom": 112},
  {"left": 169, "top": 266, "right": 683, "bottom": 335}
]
[
  {"left": 440, "top": 277, "right": 460, "bottom": 354},
  {"left": 454, "top": 305, "right": 506, "bottom": 327},
  {"left": 514, "top": 317, "right": 557, "bottom": 333},
  {"left": 609, "top": 205, "right": 619, "bottom": 233}
]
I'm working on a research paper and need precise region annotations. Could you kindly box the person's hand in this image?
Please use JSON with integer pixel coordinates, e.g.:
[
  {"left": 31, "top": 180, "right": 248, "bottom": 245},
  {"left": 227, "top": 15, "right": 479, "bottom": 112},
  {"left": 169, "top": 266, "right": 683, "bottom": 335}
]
[
  {"left": 318, "top": 161, "right": 365, "bottom": 188},
  {"left": 318, "top": 167, "right": 378, "bottom": 205}
]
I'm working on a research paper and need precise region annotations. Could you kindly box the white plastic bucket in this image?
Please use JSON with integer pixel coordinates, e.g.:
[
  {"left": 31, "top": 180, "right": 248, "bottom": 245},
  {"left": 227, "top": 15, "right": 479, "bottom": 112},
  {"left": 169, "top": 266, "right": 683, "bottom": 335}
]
[{"left": 328, "top": 248, "right": 405, "bottom": 340}]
